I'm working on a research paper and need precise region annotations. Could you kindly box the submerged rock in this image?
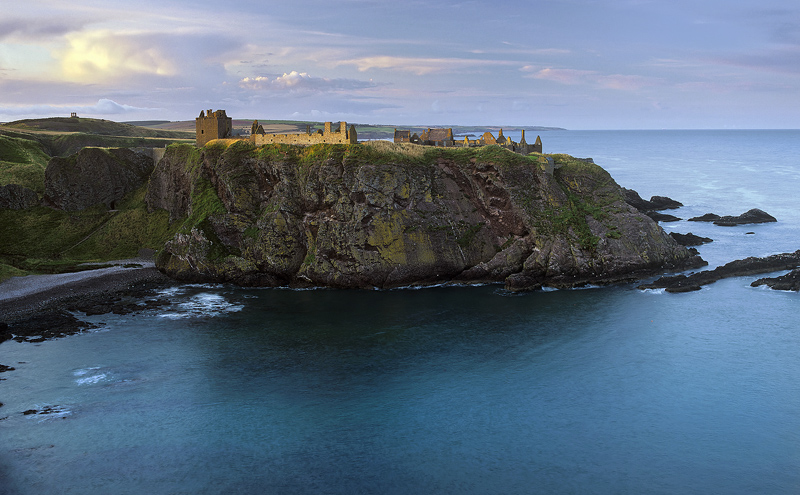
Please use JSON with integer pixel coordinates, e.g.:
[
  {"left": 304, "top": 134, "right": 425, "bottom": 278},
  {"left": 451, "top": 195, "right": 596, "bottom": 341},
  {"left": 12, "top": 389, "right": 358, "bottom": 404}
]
[
  {"left": 689, "top": 209, "right": 777, "bottom": 226},
  {"left": 148, "top": 142, "right": 699, "bottom": 291},
  {"left": 5, "top": 310, "right": 98, "bottom": 343}
]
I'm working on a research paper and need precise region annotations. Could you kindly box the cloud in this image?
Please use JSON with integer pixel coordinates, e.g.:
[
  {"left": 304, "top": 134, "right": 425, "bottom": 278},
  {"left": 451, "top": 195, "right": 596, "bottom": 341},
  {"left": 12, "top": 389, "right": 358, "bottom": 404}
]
[
  {"left": 0, "top": 98, "right": 155, "bottom": 118},
  {"left": 719, "top": 46, "right": 800, "bottom": 75},
  {"left": 239, "top": 71, "right": 376, "bottom": 92},
  {"left": 336, "top": 56, "right": 513, "bottom": 75},
  {"left": 57, "top": 29, "right": 240, "bottom": 84},
  {"left": 0, "top": 20, "right": 76, "bottom": 41},
  {"left": 522, "top": 66, "right": 655, "bottom": 90},
  {"left": 523, "top": 67, "right": 596, "bottom": 85},
  {"left": 60, "top": 30, "right": 177, "bottom": 82}
]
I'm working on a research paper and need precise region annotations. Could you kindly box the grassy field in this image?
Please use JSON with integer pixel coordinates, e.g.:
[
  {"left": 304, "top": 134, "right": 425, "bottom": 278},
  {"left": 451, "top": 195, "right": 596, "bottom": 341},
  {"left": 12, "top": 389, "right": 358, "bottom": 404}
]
[
  {"left": 0, "top": 117, "right": 194, "bottom": 191},
  {"left": 5, "top": 116, "right": 194, "bottom": 139}
]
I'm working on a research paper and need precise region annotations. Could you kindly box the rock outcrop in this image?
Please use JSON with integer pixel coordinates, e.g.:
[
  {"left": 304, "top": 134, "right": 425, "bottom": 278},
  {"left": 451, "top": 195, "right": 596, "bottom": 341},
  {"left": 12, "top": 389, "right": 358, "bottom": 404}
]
[
  {"left": 0, "top": 184, "right": 39, "bottom": 210},
  {"left": 623, "top": 188, "right": 683, "bottom": 222},
  {"left": 147, "top": 142, "right": 699, "bottom": 290},
  {"left": 688, "top": 209, "right": 777, "bottom": 226},
  {"left": 646, "top": 211, "right": 681, "bottom": 222},
  {"left": 44, "top": 147, "right": 154, "bottom": 211},
  {"left": 622, "top": 188, "right": 683, "bottom": 211},
  {"left": 669, "top": 232, "right": 713, "bottom": 246},
  {"left": 751, "top": 269, "right": 800, "bottom": 291},
  {"left": 639, "top": 250, "right": 800, "bottom": 292}
]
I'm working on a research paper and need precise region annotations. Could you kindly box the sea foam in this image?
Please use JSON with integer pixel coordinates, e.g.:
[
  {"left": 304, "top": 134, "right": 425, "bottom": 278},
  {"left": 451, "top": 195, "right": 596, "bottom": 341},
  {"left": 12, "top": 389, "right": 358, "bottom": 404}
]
[{"left": 158, "top": 292, "right": 244, "bottom": 319}]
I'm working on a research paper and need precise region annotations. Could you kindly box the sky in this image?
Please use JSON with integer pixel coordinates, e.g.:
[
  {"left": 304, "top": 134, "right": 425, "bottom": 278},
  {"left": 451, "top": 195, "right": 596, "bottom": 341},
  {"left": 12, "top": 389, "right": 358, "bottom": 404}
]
[{"left": 1, "top": 0, "right": 799, "bottom": 129}]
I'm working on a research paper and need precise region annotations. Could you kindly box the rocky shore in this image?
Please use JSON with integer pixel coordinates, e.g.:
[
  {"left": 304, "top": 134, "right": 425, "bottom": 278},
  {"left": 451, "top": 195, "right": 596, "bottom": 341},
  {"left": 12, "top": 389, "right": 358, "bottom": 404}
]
[
  {"left": 0, "top": 259, "right": 172, "bottom": 344},
  {"left": 638, "top": 250, "right": 800, "bottom": 292}
]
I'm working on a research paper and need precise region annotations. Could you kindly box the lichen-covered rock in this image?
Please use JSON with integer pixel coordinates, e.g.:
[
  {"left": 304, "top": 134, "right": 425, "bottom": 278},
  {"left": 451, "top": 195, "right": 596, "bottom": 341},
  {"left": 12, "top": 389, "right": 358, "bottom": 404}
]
[
  {"left": 44, "top": 147, "right": 154, "bottom": 211},
  {"left": 0, "top": 184, "right": 39, "bottom": 209},
  {"left": 149, "top": 141, "right": 698, "bottom": 290}
]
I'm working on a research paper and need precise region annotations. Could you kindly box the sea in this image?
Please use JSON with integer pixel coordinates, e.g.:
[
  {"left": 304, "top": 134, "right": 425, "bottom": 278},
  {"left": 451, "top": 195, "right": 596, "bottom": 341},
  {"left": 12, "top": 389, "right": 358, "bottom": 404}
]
[{"left": 1, "top": 130, "right": 799, "bottom": 494}]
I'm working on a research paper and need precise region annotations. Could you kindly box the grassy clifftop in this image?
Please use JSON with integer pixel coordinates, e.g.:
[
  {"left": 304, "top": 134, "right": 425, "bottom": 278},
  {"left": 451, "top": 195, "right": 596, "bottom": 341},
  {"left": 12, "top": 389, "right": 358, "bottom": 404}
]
[
  {"left": 0, "top": 119, "right": 193, "bottom": 192},
  {"left": 4, "top": 117, "right": 193, "bottom": 139}
]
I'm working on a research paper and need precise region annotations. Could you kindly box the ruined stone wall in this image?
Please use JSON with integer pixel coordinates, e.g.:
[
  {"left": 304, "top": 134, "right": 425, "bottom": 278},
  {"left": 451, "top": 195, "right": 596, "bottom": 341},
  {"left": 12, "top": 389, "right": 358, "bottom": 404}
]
[{"left": 251, "top": 122, "right": 357, "bottom": 146}]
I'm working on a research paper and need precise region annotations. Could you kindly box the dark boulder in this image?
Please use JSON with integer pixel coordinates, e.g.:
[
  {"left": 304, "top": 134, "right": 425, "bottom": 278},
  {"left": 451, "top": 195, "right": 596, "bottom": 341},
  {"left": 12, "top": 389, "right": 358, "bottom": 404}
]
[
  {"left": 649, "top": 195, "right": 683, "bottom": 210},
  {"left": 0, "top": 184, "right": 39, "bottom": 210},
  {"left": 689, "top": 209, "right": 776, "bottom": 226},
  {"left": 751, "top": 269, "right": 800, "bottom": 291},
  {"left": 44, "top": 147, "right": 154, "bottom": 211},
  {"left": 621, "top": 188, "right": 683, "bottom": 211},
  {"left": 5, "top": 310, "right": 99, "bottom": 343},
  {"left": 669, "top": 232, "right": 713, "bottom": 246},
  {"left": 646, "top": 211, "right": 681, "bottom": 222},
  {"left": 714, "top": 208, "right": 777, "bottom": 226},
  {"left": 688, "top": 213, "right": 720, "bottom": 222}
]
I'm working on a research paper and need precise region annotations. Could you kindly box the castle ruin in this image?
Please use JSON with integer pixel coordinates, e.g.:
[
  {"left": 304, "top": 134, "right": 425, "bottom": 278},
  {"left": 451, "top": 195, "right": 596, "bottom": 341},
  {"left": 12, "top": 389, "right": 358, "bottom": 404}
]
[
  {"left": 196, "top": 109, "right": 233, "bottom": 147},
  {"left": 250, "top": 120, "right": 357, "bottom": 146},
  {"left": 193, "top": 109, "right": 540, "bottom": 156},
  {"left": 395, "top": 127, "right": 542, "bottom": 155}
]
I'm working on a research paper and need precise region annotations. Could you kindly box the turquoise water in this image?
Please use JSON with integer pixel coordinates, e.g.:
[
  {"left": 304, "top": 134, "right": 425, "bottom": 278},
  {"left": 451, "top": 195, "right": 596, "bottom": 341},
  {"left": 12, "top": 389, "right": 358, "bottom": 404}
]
[{"left": 2, "top": 131, "right": 800, "bottom": 494}]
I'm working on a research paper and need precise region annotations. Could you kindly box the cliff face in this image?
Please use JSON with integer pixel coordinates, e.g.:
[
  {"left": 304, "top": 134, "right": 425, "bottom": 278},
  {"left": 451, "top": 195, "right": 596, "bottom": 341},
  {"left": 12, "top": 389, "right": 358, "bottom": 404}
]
[
  {"left": 45, "top": 147, "right": 154, "bottom": 211},
  {"left": 147, "top": 141, "right": 694, "bottom": 290}
]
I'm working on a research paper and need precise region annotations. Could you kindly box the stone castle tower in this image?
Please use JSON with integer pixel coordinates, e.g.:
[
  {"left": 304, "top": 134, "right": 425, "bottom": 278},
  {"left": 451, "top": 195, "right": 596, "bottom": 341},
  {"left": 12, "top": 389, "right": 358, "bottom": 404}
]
[{"left": 196, "top": 109, "right": 232, "bottom": 146}]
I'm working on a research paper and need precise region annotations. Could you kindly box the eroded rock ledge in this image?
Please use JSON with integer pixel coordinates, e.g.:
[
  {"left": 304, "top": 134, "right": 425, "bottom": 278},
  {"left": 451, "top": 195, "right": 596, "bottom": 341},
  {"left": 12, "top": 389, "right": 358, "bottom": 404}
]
[
  {"left": 639, "top": 250, "right": 800, "bottom": 292},
  {"left": 688, "top": 209, "right": 777, "bottom": 226},
  {"left": 147, "top": 142, "right": 699, "bottom": 291},
  {"left": 752, "top": 269, "right": 800, "bottom": 291}
]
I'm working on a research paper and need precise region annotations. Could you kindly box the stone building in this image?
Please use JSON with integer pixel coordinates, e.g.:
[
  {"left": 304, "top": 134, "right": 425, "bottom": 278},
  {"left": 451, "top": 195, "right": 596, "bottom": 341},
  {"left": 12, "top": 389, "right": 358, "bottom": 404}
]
[
  {"left": 419, "top": 128, "right": 454, "bottom": 147},
  {"left": 196, "top": 109, "right": 233, "bottom": 147},
  {"left": 394, "top": 125, "right": 543, "bottom": 155},
  {"left": 251, "top": 120, "right": 357, "bottom": 146},
  {"left": 393, "top": 129, "right": 420, "bottom": 144},
  {"left": 393, "top": 129, "right": 410, "bottom": 143}
]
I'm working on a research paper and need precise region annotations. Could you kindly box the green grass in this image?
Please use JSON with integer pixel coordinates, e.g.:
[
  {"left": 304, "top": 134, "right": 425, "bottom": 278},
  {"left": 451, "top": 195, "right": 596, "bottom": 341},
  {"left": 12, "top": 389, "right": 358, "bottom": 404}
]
[
  {"left": 0, "top": 134, "right": 51, "bottom": 192},
  {"left": 4, "top": 117, "right": 193, "bottom": 139},
  {"left": 0, "top": 186, "right": 180, "bottom": 276},
  {"left": 0, "top": 262, "right": 29, "bottom": 282}
]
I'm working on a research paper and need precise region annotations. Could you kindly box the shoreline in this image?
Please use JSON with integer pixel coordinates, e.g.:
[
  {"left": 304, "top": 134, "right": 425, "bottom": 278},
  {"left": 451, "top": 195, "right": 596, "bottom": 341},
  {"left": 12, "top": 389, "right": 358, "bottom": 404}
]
[{"left": 0, "top": 259, "right": 172, "bottom": 327}]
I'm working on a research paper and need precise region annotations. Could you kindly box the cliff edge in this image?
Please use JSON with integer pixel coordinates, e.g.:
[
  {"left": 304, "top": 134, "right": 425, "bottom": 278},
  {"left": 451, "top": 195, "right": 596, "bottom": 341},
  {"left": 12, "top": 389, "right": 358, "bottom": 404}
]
[{"left": 146, "top": 141, "right": 697, "bottom": 290}]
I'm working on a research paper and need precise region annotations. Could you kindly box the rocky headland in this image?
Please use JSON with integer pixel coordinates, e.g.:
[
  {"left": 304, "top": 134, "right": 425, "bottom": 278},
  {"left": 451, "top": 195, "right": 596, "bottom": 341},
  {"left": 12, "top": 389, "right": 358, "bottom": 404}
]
[{"left": 145, "top": 141, "right": 700, "bottom": 291}]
